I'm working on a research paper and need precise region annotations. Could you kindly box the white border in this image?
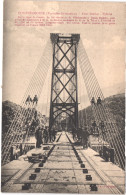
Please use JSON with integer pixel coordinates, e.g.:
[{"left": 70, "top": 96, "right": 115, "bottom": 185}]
[
  {"left": 0, "top": 0, "right": 3, "bottom": 193},
  {"left": 0, "top": 0, "right": 125, "bottom": 195}
]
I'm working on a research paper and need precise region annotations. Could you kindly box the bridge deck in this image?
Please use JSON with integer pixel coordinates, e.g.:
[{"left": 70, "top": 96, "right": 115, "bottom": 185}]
[{"left": 1, "top": 132, "right": 125, "bottom": 194}]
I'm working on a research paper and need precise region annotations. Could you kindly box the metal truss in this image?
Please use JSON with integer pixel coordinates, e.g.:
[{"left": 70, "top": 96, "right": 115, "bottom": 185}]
[{"left": 49, "top": 34, "right": 80, "bottom": 132}]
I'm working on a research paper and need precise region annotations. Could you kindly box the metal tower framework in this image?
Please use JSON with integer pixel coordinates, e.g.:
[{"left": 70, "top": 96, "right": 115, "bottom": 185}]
[{"left": 49, "top": 33, "right": 80, "bottom": 132}]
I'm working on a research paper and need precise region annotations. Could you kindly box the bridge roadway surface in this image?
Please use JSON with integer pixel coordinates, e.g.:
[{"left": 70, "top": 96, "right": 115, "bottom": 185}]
[{"left": 1, "top": 132, "right": 125, "bottom": 194}]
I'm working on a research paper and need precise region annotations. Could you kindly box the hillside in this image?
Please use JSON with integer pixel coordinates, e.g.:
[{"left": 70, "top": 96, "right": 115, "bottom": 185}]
[
  {"left": 2, "top": 93, "right": 125, "bottom": 142},
  {"left": 78, "top": 93, "right": 125, "bottom": 142},
  {"left": 2, "top": 101, "right": 48, "bottom": 136},
  {"left": 2, "top": 101, "right": 23, "bottom": 135}
]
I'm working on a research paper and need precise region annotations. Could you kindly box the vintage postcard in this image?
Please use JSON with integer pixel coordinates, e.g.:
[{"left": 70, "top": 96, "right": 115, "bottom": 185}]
[{"left": 1, "top": 0, "right": 125, "bottom": 193}]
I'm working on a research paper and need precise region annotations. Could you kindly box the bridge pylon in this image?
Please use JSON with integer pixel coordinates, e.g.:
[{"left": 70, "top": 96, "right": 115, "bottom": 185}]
[{"left": 49, "top": 33, "right": 80, "bottom": 133}]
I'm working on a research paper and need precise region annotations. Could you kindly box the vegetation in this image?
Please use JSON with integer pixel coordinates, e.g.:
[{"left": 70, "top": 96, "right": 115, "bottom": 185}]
[
  {"left": 2, "top": 101, "right": 48, "bottom": 137},
  {"left": 2, "top": 93, "right": 125, "bottom": 142},
  {"left": 78, "top": 93, "right": 125, "bottom": 142}
]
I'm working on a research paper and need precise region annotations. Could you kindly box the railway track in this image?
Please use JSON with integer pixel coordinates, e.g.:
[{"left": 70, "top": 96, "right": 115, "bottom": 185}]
[
  {"left": 66, "top": 132, "right": 123, "bottom": 194},
  {"left": 1, "top": 131, "right": 124, "bottom": 193}
]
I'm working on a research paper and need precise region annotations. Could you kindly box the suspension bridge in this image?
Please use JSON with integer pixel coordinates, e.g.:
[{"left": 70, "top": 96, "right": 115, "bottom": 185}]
[{"left": 2, "top": 33, "right": 125, "bottom": 193}]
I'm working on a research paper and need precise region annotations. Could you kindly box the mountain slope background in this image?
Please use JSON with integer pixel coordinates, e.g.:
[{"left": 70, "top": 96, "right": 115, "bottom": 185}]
[
  {"left": 2, "top": 93, "right": 125, "bottom": 142},
  {"left": 2, "top": 101, "right": 48, "bottom": 137},
  {"left": 78, "top": 93, "right": 125, "bottom": 142}
]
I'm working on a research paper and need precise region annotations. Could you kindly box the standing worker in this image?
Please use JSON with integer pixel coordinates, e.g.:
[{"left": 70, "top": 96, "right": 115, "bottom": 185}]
[
  {"left": 35, "top": 126, "right": 42, "bottom": 148},
  {"left": 25, "top": 95, "right": 32, "bottom": 105},
  {"left": 43, "top": 127, "right": 48, "bottom": 143},
  {"left": 81, "top": 126, "right": 89, "bottom": 149},
  {"left": 91, "top": 97, "right": 95, "bottom": 105},
  {"left": 92, "top": 121, "right": 97, "bottom": 133},
  {"left": 97, "top": 97, "right": 102, "bottom": 105},
  {"left": 33, "top": 95, "right": 38, "bottom": 105},
  {"left": 51, "top": 128, "right": 56, "bottom": 142},
  {"left": 72, "top": 127, "right": 76, "bottom": 141}
]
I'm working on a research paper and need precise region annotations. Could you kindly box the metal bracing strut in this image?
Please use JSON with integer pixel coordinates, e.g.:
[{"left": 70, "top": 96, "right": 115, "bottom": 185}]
[{"left": 49, "top": 33, "right": 80, "bottom": 134}]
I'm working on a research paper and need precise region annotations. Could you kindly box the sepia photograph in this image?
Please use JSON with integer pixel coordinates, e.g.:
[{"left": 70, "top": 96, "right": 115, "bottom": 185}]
[{"left": 1, "top": 0, "right": 125, "bottom": 193}]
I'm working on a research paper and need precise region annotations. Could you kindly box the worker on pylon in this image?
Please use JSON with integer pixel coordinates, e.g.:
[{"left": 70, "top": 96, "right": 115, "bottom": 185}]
[
  {"left": 33, "top": 95, "right": 38, "bottom": 105},
  {"left": 91, "top": 97, "right": 95, "bottom": 105},
  {"left": 97, "top": 97, "right": 102, "bottom": 105},
  {"left": 25, "top": 95, "right": 32, "bottom": 105}
]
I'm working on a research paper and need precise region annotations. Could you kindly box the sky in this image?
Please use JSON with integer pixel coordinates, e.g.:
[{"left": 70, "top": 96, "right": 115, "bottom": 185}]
[{"left": 2, "top": 0, "right": 125, "bottom": 115}]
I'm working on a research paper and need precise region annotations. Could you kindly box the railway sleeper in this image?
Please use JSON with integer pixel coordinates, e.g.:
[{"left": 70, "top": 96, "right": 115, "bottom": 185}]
[
  {"left": 90, "top": 184, "right": 98, "bottom": 191},
  {"left": 22, "top": 183, "right": 31, "bottom": 190}
]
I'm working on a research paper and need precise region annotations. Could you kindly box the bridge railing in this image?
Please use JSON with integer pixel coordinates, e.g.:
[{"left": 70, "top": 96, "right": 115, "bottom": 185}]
[{"left": 10, "top": 143, "right": 36, "bottom": 161}]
